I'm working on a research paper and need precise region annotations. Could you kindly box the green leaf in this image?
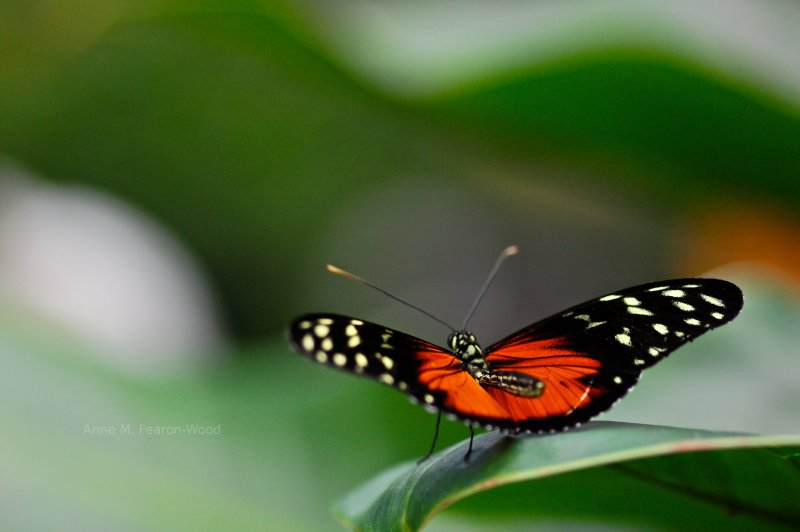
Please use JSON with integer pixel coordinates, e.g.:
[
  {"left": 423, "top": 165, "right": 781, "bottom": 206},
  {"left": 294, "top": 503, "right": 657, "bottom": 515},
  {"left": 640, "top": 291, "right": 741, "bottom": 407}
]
[{"left": 335, "top": 422, "right": 800, "bottom": 531}]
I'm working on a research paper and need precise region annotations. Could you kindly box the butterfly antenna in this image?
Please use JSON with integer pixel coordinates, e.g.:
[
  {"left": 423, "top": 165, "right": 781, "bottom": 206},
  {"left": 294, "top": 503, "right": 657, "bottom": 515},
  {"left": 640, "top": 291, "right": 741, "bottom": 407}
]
[
  {"left": 326, "top": 264, "right": 456, "bottom": 331},
  {"left": 462, "top": 245, "right": 519, "bottom": 330}
]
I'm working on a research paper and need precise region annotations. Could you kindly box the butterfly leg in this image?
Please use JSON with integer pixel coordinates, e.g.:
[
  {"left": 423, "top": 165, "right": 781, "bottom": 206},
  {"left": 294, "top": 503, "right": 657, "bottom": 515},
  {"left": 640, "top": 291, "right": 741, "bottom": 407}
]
[
  {"left": 418, "top": 411, "right": 442, "bottom": 464},
  {"left": 464, "top": 425, "right": 475, "bottom": 462}
]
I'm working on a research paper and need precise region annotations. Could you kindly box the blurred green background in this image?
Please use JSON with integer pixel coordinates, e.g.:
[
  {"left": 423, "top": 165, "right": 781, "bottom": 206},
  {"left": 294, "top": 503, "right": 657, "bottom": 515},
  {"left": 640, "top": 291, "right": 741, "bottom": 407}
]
[{"left": 1, "top": 1, "right": 799, "bottom": 530}]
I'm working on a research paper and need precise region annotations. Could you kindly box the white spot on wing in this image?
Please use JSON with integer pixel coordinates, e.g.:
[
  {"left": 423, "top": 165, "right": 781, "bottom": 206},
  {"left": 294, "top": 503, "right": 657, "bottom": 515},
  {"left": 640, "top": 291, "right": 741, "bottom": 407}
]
[
  {"left": 321, "top": 338, "right": 333, "bottom": 351},
  {"left": 615, "top": 333, "right": 632, "bottom": 346},
  {"left": 315, "top": 351, "right": 328, "bottom": 363},
  {"left": 623, "top": 297, "right": 641, "bottom": 306},
  {"left": 423, "top": 393, "right": 435, "bottom": 404},
  {"left": 648, "top": 286, "right": 669, "bottom": 292},
  {"left": 301, "top": 334, "right": 314, "bottom": 352},
  {"left": 345, "top": 324, "right": 358, "bottom": 336},
  {"left": 662, "top": 289, "right": 685, "bottom": 298},
  {"left": 683, "top": 283, "right": 700, "bottom": 288},
  {"left": 318, "top": 318, "right": 334, "bottom": 325},
  {"left": 313, "top": 324, "right": 329, "bottom": 337},
  {"left": 347, "top": 336, "right": 361, "bottom": 348},
  {"left": 628, "top": 306, "right": 653, "bottom": 316},
  {"left": 653, "top": 323, "right": 669, "bottom": 335},
  {"left": 333, "top": 353, "right": 347, "bottom": 367},
  {"left": 381, "top": 356, "right": 395, "bottom": 370},
  {"left": 685, "top": 318, "right": 702, "bottom": 326},
  {"left": 673, "top": 301, "right": 695, "bottom": 312},
  {"left": 634, "top": 358, "right": 645, "bottom": 366},
  {"left": 701, "top": 294, "right": 726, "bottom": 307},
  {"left": 711, "top": 312, "right": 724, "bottom": 320},
  {"left": 354, "top": 353, "right": 368, "bottom": 368},
  {"left": 379, "top": 373, "right": 395, "bottom": 385},
  {"left": 350, "top": 319, "right": 364, "bottom": 326},
  {"left": 599, "top": 294, "right": 621, "bottom": 301}
]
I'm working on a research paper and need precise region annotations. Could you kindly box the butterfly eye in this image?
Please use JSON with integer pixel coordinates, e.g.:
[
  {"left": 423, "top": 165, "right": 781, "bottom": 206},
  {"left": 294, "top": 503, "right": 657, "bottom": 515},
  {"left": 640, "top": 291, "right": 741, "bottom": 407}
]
[{"left": 447, "top": 334, "right": 458, "bottom": 350}]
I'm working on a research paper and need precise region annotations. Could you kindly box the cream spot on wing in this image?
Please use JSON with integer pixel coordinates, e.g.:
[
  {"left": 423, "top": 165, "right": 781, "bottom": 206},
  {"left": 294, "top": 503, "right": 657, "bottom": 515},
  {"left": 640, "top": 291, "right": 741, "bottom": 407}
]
[
  {"left": 599, "top": 294, "right": 621, "bottom": 301},
  {"left": 711, "top": 312, "right": 724, "bottom": 320},
  {"left": 345, "top": 324, "right": 358, "bottom": 336},
  {"left": 615, "top": 333, "right": 632, "bottom": 346},
  {"left": 683, "top": 283, "right": 700, "bottom": 288},
  {"left": 350, "top": 319, "right": 363, "bottom": 326},
  {"left": 685, "top": 318, "right": 702, "bottom": 326},
  {"left": 313, "top": 324, "right": 329, "bottom": 337},
  {"left": 379, "top": 373, "right": 395, "bottom": 385},
  {"left": 673, "top": 301, "right": 695, "bottom": 312},
  {"left": 648, "top": 347, "right": 662, "bottom": 357},
  {"left": 423, "top": 393, "right": 435, "bottom": 404},
  {"left": 354, "top": 353, "right": 368, "bottom": 368},
  {"left": 623, "top": 297, "right": 641, "bottom": 306},
  {"left": 332, "top": 353, "right": 347, "bottom": 367},
  {"left": 321, "top": 338, "right": 333, "bottom": 351},
  {"left": 298, "top": 320, "right": 311, "bottom": 330},
  {"left": 701, "top": 294, "right": 726, "bottom": 307},
  {"left": 634, "top": 358, "right": 645, "bottom": 366},
  {"left": 317, "top": 318, "right": 334, "bottom": 325},
  {"left": 628, "top": 306, "right": 653, "bottom": 316},
  {"left": 613, "top": 376, "right": 623, "bottom": 384},
  {"left": 315, "top": 351, "right": 328, "bottom": 363},
  {"left": 674, "top": 331, "right": 686, "bottom": 338},
  {"left": 381, "top": 356, "right": 395, "bottom": 370},
  {"left": 301, "top": 334, "right": 314, "bottom": 352},
  {"left": 648, "top": 285, "right": 669, "bottom": 292},
  {"left": 662, "top": 289, "right": 685, "bottom": 298},
  {"left": 653, "top": 323, "right": 669, "bottom": 335}
]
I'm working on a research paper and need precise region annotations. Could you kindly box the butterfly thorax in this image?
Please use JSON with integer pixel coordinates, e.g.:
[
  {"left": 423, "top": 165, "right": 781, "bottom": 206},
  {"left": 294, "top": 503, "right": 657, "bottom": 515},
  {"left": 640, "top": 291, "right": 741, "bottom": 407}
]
[
  {"left": 448, "top": 331, "right": 488, "bottom": 376},
  {"left": 448, "top": 331, "right": 545, "bottom": 398}
]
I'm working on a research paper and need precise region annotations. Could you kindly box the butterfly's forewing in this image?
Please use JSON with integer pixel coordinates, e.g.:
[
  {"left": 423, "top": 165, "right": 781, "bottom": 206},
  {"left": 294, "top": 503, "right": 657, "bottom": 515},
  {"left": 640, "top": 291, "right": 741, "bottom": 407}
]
[
  {"left": 289, "top": 314, "right": 458, "bottom": 405},
  {"left": 481, "top": 278, "right": 744, "bottom": 433},
  {"left": 289, "top": 314, "right": 511, "bottom": 420}
]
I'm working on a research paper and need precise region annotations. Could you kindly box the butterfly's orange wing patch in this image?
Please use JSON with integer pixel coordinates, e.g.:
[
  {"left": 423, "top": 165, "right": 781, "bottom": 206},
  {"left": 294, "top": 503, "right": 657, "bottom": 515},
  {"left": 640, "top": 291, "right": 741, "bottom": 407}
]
[
  {"left": 414, "top": 349, "right": 508, "bottom": 419},
  {"left": 486, "top": 338, "right": 603, "bottom": 421}
]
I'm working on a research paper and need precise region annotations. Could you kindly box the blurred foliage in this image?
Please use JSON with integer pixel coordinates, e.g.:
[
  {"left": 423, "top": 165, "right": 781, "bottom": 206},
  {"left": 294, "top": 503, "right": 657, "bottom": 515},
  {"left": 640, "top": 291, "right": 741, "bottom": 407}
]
[
  {"left": 2, "top": 3, "right": 800, "bottom": 337},
  {"left": 1, "top": 1, "right": 800, "bottom": 530}
]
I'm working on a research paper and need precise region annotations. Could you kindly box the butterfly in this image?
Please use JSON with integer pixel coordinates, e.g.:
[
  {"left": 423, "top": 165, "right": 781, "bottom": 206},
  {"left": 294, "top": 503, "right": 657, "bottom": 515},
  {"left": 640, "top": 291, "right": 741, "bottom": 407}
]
[{"left": 288, "top": 247, "right": 743, "bottom": 460}]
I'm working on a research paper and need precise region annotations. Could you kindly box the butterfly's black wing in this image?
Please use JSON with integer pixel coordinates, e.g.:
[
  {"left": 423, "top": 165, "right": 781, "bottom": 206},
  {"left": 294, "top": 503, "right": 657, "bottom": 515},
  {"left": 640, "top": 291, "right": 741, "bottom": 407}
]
[
  {"left": 288, "top": 313, "right": 466, "bottom": 410},
  {"left": 482, "top": 278, "right": 744, "bottom": 433}
]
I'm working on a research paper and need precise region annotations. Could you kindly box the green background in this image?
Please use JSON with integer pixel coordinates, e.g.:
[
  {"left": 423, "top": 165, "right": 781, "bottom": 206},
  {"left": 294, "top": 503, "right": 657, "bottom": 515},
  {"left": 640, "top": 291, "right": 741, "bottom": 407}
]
[{"left": 1, "top": 2, "right": 799, "bottom": 529}]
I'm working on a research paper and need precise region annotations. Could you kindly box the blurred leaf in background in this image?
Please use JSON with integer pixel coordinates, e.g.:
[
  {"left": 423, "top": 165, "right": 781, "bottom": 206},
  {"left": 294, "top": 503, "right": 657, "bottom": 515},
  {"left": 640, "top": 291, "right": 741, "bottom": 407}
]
[{"left": 0, "top": 1, "right": 799, "bottom": 530}]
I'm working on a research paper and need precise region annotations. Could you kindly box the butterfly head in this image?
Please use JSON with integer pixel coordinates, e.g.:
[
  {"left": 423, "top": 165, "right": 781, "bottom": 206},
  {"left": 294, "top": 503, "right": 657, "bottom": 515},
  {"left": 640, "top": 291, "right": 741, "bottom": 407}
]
[{"left": 448, "top": 330, "right": 494, "bottom": 382}]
